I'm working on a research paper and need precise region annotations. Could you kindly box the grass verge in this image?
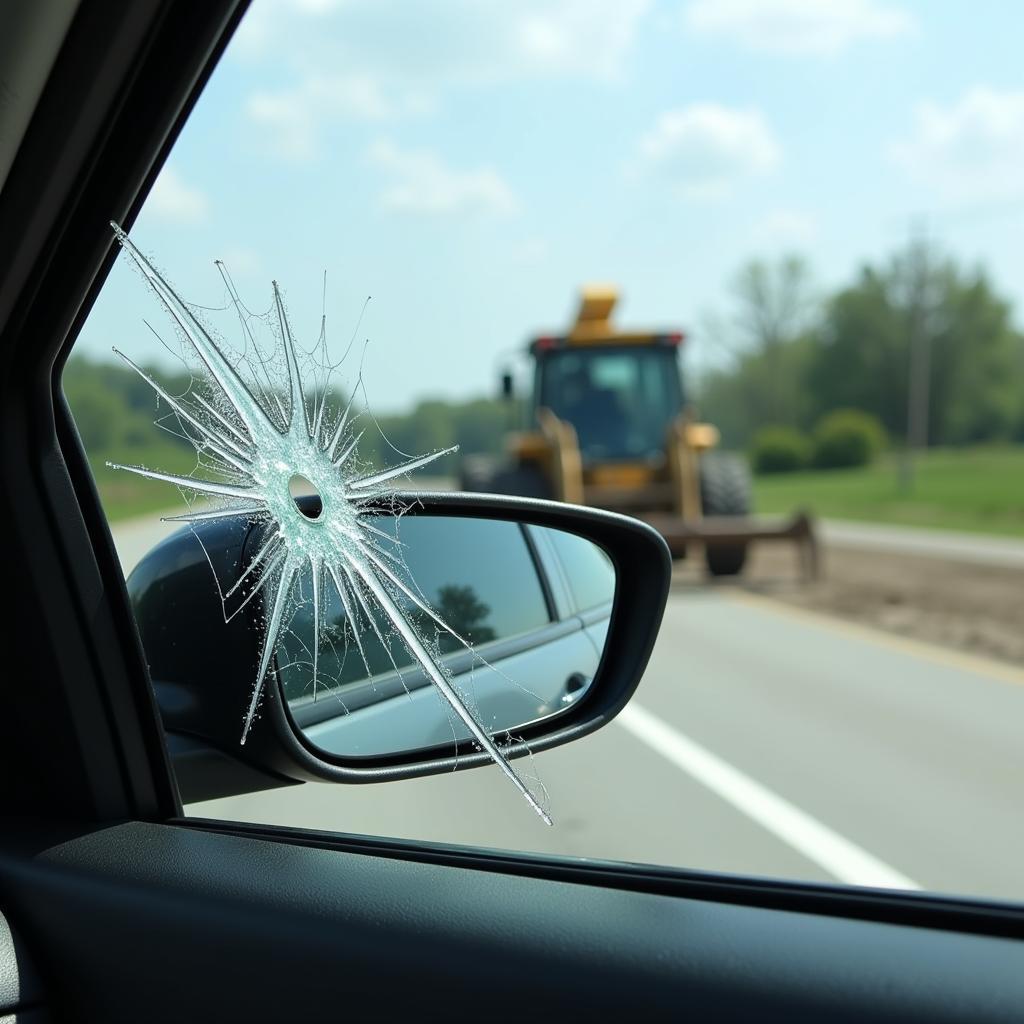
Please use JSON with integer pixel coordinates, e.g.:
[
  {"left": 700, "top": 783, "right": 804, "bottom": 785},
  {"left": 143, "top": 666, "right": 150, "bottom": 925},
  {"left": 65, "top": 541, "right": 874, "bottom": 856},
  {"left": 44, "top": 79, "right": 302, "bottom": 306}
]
[
  {"left": 752, "top": 446, "right": 1024, "bottom": 537},
  {"left": 88, "top": 444, "right": 197, "bottom": 522}
]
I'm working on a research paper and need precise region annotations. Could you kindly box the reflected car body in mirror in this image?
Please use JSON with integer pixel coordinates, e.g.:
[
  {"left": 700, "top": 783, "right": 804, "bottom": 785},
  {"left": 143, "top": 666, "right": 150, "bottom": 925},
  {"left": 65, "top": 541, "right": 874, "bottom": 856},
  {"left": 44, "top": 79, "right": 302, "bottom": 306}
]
[
  {"left": 127, "top": 493, "right": 670, "bottom": 802},
  {"left": 278, "top": 515, "right": 615, "bottom": 758}
]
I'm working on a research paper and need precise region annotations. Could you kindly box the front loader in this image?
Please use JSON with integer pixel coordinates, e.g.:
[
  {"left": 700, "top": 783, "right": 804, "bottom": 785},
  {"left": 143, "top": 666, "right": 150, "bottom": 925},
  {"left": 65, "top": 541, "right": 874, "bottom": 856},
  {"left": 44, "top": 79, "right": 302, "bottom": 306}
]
[{"left": 461, "top": 286, "right": 817, "bottom": 579}]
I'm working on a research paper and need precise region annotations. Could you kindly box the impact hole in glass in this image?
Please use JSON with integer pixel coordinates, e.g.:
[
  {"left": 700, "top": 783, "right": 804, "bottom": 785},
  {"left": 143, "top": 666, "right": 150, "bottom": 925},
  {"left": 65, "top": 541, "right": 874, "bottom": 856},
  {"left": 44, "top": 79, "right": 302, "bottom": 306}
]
[{"left": 289, "top": 474, "right": 323, "bottom": 519}]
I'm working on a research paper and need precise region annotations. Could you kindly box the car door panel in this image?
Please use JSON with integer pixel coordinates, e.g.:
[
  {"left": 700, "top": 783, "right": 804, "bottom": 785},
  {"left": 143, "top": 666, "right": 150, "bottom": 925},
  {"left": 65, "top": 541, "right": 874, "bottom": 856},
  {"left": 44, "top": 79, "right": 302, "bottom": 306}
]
[{"left": 1, "top": 821, "right": 1022, "bottom": 1023}]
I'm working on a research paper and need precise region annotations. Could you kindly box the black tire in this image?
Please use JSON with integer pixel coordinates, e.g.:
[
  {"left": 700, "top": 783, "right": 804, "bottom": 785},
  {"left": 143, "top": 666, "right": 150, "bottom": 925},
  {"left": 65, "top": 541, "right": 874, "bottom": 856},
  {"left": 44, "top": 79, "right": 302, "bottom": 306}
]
[
  {"left": 700, "top": 453, "right": 751, "bottom": 577},
  {"left": 462, "top": 462, "right": 552, "bottom": 499}
]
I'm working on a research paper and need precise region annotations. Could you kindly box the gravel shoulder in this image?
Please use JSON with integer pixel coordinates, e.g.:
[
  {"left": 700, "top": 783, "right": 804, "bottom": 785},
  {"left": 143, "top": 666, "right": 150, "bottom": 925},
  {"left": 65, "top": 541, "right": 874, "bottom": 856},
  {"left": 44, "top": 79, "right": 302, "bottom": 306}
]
[{"left": 673, "top": 541, "right": 1024, "bottom": 668}]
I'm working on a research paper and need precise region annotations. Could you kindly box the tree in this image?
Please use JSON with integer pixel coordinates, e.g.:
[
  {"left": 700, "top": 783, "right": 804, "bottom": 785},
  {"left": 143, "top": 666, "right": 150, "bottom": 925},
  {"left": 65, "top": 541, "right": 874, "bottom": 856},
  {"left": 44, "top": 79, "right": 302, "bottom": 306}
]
[
  {"left": 809, "top": 242, "right": 1023, "bottom": 446},
  {"left": 729, "top": 255, "right": 816, "bottom": 354},
  {"left": 63, "top": 354, "right": 194, "bottom": 453},
  {"left": 696, "top": 334, "right": 817, "bottom": 449},
  {"left": 434, "top": 584, "right": 495, "bottom": 651},
  {"left": 695, "top": 255, "right": 818, "bottom": 445},
  {"left": 350, "top": 395, "right": 517, "bottom": 475}
]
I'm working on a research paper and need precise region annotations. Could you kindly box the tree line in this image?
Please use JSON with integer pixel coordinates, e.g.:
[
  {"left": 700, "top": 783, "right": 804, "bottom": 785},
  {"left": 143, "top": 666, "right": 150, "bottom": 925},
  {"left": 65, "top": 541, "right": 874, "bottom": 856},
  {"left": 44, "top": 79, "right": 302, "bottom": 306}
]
[
  {"left": 63, "top": 355, "right": 195, "bottom": 454},
  {"left": 63, "top": 351, "right": 513, "bottom": 475},
  {"left": 65, "top": 238, "right": 1024, "bottom": 472},
  {"left": 696, "top": 241, "right": 1024, "bottom": 451}
]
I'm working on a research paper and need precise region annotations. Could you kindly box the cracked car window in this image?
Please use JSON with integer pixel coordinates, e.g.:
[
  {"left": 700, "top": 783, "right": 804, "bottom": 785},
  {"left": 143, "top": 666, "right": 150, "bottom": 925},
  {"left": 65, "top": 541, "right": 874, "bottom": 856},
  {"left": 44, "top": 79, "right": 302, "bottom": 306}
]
[{"left": 65, "top": 1, "right": 1024, "bottom": 904}]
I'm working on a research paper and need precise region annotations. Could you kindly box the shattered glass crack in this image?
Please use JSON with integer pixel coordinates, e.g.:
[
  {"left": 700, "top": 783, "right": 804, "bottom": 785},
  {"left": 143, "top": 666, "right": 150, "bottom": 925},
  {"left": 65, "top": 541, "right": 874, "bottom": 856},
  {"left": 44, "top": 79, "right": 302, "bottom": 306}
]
[{"left": 107, "top": 225, "right": 551, "bottom": 824}]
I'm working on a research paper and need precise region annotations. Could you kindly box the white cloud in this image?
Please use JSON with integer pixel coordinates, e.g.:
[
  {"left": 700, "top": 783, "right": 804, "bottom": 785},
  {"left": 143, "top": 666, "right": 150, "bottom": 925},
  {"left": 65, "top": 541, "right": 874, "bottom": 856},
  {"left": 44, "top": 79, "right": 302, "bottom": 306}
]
[
  {"left": 750, "top": 209, "right": 818, "bottom": 248},
  {"left": 514, "top": 0, "right": 649, "bottom": 76},
  {"left": 637, "top": 104, "right": 780, "bottom": 199},
  {"left": 233, "top": 0, "right": 346, "bottom": 57},
  {"left": 219, "top": 246, "right": 263, "bottom": 278},
  {"left": 290, "top": 0, "right": 344, "bottom": 13},
  {"left": 247, "top": 73, "right": 419, "bottom": 161},
  {"left": 368, "top": 140, "right": 517, "bottom": 217},
  {"left": 891, "top": 87, "right": 1024, "bottom": 203},
  {"left": 246, "top": 92, "right": 317, "bottom": 162},
  {"left": 240, "top": 2, "right": 649, "bottom": 158},
  {"left": 238, "top": 1, "right": 648, "bottom": 78},
  {"left": 685, "top": 0, "right": 915, "bottom": 56},
  {"left": 146, "top": 167, "right": 208, "bottom": 223}
]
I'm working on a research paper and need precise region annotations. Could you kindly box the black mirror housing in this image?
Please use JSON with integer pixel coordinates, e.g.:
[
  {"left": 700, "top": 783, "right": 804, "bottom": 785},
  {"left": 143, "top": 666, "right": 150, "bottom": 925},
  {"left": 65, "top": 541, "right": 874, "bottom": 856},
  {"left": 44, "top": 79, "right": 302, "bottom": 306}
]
[{"left": 128, "top": 493, "right": 670, "bottom": 803}]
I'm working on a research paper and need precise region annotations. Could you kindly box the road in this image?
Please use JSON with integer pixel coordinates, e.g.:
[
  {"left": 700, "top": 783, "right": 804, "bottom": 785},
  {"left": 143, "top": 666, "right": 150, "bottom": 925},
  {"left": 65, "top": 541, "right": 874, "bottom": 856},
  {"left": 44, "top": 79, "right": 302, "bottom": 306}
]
[{"left": 114, "top": 512, "right": 1024, "bottom": 903}]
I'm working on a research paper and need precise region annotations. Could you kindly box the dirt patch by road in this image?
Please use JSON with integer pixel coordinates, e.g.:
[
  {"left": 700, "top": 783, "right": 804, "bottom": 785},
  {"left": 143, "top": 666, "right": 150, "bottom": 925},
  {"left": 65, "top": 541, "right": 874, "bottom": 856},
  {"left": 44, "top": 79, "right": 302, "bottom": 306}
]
[{"left": 673, "top": 542, "right": 1024, "bottom": 667}]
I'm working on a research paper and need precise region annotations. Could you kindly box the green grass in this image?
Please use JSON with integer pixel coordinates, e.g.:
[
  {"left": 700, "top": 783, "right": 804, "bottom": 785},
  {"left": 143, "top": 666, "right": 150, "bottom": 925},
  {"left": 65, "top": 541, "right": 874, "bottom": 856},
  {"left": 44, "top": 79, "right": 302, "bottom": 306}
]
[
  {"left": 88, "top": 443, "right": 199, "bottom": 522},
  {"left": 752, "top": 445, "right": 1024, "bottom": 537}
]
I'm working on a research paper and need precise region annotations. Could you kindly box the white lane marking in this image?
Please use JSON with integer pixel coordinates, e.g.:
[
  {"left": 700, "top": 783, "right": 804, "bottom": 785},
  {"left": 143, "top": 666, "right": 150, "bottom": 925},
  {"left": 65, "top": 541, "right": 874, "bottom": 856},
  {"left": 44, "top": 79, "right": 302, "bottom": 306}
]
[{"left": 617, "top": 702, "right": 920, "bottom": 891}]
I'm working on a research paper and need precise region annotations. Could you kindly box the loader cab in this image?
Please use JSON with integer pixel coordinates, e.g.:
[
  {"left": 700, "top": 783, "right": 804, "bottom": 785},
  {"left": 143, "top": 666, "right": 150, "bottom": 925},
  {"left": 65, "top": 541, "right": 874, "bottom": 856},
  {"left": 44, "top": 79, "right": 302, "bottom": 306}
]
[{"left": 531, "top": 339, "right": 685, "bottom": 465}]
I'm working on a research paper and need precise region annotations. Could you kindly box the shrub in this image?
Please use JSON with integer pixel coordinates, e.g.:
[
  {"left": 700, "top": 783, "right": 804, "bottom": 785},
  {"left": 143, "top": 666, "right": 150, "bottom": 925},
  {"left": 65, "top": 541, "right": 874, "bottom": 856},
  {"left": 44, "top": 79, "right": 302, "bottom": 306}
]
[
  {"left": 812, "top": 408, "right": 887, "bottom": 469},
  {"left": 750, "top": 426, "right": 812, "bottom": 474}
]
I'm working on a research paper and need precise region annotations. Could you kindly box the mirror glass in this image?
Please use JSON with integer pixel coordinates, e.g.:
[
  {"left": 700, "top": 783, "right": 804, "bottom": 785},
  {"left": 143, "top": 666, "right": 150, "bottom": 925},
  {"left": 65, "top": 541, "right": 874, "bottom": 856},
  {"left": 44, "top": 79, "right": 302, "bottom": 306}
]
[{"left": 275, "top": 515, "right": 615, "bottom": 758}]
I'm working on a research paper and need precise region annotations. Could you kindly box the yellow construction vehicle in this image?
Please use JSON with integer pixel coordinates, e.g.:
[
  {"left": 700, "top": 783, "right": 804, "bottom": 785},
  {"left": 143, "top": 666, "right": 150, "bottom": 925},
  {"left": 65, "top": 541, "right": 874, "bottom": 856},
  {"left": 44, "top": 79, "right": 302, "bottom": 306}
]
[{"left": 461, "top": 285, "right": 817, "bottom": 578}]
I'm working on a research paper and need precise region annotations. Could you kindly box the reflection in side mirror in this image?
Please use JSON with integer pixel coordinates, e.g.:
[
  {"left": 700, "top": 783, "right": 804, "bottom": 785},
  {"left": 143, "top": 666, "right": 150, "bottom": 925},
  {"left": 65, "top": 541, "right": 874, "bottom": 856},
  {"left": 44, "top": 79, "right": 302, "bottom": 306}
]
[{"left": 277, "top": 516, "right": 614, "bottom": 759}]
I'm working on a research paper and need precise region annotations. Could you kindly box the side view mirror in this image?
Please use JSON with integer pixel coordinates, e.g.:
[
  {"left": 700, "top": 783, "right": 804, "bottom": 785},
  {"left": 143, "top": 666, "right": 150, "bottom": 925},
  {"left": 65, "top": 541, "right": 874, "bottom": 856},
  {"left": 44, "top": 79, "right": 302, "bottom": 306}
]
[{"left": 128, "top": 493, "right": 670, "bottom": 804}]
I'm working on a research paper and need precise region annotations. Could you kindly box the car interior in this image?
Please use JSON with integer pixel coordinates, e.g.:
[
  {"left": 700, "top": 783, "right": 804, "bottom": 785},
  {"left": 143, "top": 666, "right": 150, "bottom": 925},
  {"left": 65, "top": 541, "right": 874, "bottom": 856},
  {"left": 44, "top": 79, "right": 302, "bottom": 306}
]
[{"left": 0, "top": 2, "right": 1021, "bottom": 1021}]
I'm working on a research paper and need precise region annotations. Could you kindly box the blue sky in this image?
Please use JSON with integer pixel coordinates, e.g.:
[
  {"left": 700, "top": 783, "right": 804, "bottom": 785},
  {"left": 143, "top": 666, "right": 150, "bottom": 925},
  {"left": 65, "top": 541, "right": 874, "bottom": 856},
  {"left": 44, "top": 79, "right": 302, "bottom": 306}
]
[{"left": 77, "top": 0, "right": 1024, "bottom": 412}]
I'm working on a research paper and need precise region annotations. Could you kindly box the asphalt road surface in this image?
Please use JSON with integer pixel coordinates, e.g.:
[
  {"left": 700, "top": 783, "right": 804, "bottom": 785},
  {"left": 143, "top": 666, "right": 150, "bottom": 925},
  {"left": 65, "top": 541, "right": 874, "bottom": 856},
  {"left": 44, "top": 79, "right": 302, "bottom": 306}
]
[{"left": 114, "top": 513, "right": 1024, "bottom": 903}]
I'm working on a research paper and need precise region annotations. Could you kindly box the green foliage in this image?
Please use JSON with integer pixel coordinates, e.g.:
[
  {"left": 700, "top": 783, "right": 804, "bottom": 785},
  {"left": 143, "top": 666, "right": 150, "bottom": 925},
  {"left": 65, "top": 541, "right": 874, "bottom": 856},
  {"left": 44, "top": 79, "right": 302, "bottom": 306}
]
[
  {"left": 807, "top": 245, "right": 1024, "bottom": 446},
  {"left": 697, "top": 246, "right": 1024, "bottom": 453},
  {"left": 63, "top": 351, "right": 519, "bottom": 517},
  {"left": 357, "top": 396, "right": 521, "bottom": 475},
  {"left": 435, "top": 584, "right": 496, "bottom": 652},
  {"left": 86, "top": 444, "right": 198, "bottom": 521},
  {"left": 750, "top": 426, "right": 812, "bottom": 474},
  {"left": 696, "top": 255, "right": 819, "bottom": 448},
  {"left": 63, "top": 353, "right": 193, "bottom": 453},
  {"left": 754, "top": 446, "right": 1024, "bottom": 536},
  {"left": 697, "top": 334, "right": 818, "bottom": 449},
  {"left": 811, "top": 409, "right": 887, "bottom": 469}
]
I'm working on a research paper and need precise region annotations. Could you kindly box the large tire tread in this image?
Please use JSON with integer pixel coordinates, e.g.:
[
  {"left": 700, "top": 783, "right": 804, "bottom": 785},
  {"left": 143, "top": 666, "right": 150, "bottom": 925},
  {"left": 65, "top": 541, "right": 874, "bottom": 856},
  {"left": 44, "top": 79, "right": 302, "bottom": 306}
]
[{"left": 700, "top": 454, "right": 752, "bottom": 577}]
